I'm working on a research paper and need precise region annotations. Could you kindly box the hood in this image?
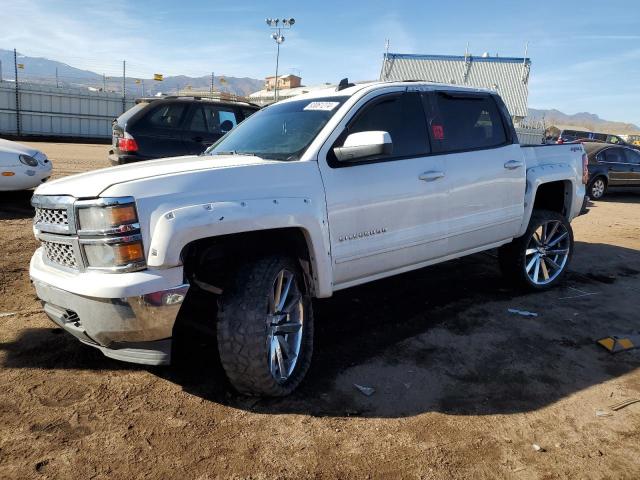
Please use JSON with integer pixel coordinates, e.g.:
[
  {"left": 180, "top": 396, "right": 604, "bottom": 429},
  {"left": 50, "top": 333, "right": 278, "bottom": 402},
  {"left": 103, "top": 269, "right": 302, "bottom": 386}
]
[
  {"left": 0, "top": 138, "right": 42, "bottom": 157},
  {"left": 34, "top": 154, "right": 273, "bottom": 198}
]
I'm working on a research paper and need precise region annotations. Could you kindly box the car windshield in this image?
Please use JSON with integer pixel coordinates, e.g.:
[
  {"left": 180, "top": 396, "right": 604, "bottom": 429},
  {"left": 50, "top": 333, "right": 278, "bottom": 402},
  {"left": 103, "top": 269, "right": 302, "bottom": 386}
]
[{"left": 206, "top": 96, "right": 346, "bottom": 161}]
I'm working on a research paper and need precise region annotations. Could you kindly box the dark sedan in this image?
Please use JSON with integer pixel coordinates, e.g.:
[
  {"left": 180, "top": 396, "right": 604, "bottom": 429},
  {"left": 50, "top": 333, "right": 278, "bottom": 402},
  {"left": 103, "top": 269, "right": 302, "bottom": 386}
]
[{"left": 584, "top": 142, "right": 640, "bottom": 199}]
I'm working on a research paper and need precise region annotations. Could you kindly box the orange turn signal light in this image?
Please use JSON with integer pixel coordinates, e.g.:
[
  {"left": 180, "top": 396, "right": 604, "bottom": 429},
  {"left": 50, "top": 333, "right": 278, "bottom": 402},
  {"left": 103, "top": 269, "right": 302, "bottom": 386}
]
[
  {"left": 113, "top": 241, "right": 145, "bottom": 265},
  {"left": 2, "top": 171, "right": 15, "bottom": 176},
  {"left": 107, "top": 205, "right": 138, "bottom": 225}
]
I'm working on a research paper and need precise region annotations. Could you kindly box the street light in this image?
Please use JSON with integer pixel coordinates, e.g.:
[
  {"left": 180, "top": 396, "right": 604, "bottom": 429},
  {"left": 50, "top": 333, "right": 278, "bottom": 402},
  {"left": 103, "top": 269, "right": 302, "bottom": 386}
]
[{"left": 265, "top": 17, "right": 295, "bottom": 102}]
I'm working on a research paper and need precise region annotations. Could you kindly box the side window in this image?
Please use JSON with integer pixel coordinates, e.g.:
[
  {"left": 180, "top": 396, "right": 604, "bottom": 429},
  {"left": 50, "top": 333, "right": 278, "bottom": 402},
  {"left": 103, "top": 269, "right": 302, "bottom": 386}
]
[
  {"left": 202, "top": 106, "right": 238, "bottom": 135},
  {"left": 624, "top": 149, "right": 640, "bottom": 164},
  {"left": 348, "top": 92, "right": 429, "bottom": 158},
  {"left": 145, "top": 103, "right": 187, "bottom": 129},
  {"left": 429, "top": 93, "right": 507, "bottom": 153},
  {"left": 603, "top": 148, "right": 624, "bottom": 163},
  {"left": 188, "top": 106, "right": 208, "bottom": 132},
  {"left": 241, "top": 107, "right": 258, "bottom": 119}
]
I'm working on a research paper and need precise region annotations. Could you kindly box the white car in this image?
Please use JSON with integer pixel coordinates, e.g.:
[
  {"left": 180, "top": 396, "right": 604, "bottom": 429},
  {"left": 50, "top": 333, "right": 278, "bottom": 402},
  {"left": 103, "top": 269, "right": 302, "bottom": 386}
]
[{"left": 0, "top": 138, "right": 52, "bottom": 191}]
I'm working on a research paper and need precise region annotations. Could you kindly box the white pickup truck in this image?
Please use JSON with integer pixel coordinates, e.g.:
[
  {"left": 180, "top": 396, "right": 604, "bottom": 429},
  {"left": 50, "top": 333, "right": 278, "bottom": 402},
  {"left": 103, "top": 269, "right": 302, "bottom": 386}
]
[{"left": 30, "top": 81, "right": 589, "bottom": 396}]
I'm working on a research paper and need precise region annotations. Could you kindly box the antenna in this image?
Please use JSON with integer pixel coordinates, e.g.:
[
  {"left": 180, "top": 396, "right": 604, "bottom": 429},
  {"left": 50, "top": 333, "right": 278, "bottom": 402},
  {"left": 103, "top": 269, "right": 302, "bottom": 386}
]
[{"left": 379, "top": 38, "right": 391, "bottom": 81}]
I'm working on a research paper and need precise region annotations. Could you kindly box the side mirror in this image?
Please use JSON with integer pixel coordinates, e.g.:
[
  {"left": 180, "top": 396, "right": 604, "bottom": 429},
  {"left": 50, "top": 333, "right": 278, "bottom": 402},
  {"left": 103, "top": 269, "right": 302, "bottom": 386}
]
[{"left": 333, "top": 131, "right": 392, "bottom": 162}]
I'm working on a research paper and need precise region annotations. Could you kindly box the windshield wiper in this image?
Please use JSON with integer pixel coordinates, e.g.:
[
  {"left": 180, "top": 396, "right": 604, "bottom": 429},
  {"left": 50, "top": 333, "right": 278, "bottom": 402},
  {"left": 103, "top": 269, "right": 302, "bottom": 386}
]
[{"left": 211, "top": 150, "right": 257, "bottom": 157}]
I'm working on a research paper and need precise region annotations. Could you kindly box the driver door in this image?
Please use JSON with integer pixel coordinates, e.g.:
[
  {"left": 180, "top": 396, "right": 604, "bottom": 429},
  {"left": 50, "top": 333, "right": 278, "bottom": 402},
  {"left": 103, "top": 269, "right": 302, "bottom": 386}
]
[{"left": 318, "top": 91, "right": 449, "bottom": 289}]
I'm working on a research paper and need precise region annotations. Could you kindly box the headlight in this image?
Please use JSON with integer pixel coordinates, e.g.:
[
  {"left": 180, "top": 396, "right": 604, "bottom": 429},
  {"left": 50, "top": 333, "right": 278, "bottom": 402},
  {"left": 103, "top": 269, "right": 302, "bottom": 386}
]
[
  {"left": 83, "top": 238, "right": 145, "bottom": 269},
  {"left": 19, "top": 154, "right": 39, "bottom": 167},
  {"left": 78, "top": 203, "right": 139, "bottom": 233}
]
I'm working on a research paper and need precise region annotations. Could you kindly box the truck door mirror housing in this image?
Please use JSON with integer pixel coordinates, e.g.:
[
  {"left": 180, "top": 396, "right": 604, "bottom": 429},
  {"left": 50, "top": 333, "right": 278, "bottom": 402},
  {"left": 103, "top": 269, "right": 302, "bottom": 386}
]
[{"left": 333, "top": 131, "right": 393, "bottom": 162}]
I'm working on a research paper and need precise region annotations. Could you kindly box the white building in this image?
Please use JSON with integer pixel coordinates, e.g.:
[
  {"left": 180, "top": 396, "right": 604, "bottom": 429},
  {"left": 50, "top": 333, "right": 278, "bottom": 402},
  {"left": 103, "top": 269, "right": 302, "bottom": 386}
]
[{"left": 380, "top": 52, "right": 531, "bottom": 123}]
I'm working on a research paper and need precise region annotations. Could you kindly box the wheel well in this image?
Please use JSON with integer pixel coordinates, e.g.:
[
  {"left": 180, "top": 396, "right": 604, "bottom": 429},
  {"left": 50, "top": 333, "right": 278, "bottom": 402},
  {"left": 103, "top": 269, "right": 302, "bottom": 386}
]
[
  {"left": 590, "top": 174, "right": 608, "bottom": 186},
  {"left": 533, "top": 180, "right": 572, "bottom": 217},
  {"left": 181, "top": 228, "right": 315, "bottom": 296}
]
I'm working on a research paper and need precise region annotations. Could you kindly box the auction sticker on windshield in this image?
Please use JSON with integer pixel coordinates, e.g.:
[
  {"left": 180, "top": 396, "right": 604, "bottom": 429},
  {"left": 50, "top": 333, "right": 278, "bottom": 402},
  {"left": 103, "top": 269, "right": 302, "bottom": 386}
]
[{"left": 304, "top": 101, "right": 340, "bottom": 111}]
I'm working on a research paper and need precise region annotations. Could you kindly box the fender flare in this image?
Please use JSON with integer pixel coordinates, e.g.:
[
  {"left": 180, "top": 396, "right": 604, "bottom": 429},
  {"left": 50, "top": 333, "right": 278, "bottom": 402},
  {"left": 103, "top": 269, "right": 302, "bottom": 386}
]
[
  {"left": 145, "top": 197, "right": 334, "bottom": 298},
  {"left": 518, "top": 164, "right": 577, "bottom": 237}
]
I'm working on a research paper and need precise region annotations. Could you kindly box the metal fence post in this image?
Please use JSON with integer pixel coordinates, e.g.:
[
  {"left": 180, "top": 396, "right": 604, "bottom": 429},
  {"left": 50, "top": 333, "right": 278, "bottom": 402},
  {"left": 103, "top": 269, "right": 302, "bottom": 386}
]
[
  {"left": 122, "top": 60, "right": 126, "bottom": 113},
  {"left": 14, "top": 48, "right": 20, "bottom": 136}
]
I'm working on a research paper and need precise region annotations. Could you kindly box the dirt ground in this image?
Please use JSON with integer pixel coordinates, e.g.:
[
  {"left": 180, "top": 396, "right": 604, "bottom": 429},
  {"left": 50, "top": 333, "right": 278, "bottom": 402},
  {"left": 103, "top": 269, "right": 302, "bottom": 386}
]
[{"left": 1, "top": 141, "right": 639, "bottom": 479}]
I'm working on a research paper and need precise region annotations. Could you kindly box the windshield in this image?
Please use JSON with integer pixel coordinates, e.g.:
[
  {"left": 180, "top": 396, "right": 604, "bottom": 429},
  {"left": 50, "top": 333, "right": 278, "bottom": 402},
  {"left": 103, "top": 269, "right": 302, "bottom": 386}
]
[{"left": 206, "top": 96, "right": 346, "bottom": 160}]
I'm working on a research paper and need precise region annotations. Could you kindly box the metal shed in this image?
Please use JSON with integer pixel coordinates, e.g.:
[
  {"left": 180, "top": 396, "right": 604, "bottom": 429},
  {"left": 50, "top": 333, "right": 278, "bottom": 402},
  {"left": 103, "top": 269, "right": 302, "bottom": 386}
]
[{"left": 380, "top": 53, "right": 531, "bottom": 122}]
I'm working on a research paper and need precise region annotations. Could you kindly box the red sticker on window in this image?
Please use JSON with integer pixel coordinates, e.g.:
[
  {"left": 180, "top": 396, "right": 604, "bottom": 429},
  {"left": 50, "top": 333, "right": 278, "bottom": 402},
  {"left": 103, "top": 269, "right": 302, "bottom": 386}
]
[{"left": 432, "top": 124, "right": 444, "bottom": 140}]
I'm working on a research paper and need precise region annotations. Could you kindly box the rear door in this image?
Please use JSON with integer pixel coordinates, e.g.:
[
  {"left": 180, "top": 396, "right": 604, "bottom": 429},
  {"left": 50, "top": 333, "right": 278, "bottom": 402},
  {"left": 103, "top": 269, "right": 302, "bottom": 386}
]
[
  {"left": 623, "top": 148, "right": 640, "bottom": 185},
  {"left": 600, "top": 147, "right": 629, "bottom": 185},
  {"left": 182, "top": 104, "right": 239, "bottom": 154},
  {"left": 130, "top": 102, "right": 189, "bottom": 159},
  {"left": 426, "top": 91, "right": 525, "bottom": 255}
]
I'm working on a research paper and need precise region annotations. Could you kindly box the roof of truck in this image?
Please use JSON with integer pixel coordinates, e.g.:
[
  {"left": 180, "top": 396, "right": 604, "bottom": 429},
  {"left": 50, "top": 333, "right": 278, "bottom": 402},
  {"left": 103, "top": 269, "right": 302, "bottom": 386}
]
[{"left": 278, "top": 80, "right": 493, "bottom": 103}]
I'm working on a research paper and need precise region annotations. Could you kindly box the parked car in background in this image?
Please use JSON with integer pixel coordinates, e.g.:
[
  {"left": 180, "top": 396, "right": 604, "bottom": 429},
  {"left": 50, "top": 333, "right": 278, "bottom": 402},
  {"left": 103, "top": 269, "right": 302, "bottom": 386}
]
[
  {"left": 108, "top": 97, "right": 259, "bottom": 165},
  {"left": 558, "top": 129, "right": 639, "bottom": 150},
  {"left": 584, "top": 142, "right": 640, "bottom": 199},
  {"left": 0, "top": 138, "right": 52, "bottom": 191}
]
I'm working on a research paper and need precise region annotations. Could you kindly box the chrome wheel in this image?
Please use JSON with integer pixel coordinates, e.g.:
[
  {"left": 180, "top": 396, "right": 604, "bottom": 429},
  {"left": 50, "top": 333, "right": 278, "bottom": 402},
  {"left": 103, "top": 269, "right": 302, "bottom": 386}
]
[
  {"left": 525, "top": 220, "right": 571, "bottom": 285},
  {"left": 267, "top": 269, "right": 304, "bottom": 383},
  {"left": 591, "top": 178, "right": 605, "bottom": 199}
]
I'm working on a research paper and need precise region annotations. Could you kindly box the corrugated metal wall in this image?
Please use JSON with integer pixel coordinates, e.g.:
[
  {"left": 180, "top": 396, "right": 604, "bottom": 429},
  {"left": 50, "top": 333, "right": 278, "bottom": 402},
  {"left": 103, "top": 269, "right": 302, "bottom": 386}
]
[
  {"left": 0, "top": 82, "right": 135, "bottom": 138},
  {"left": 381, "top": 54, "right": 530, "bottom": 119}
]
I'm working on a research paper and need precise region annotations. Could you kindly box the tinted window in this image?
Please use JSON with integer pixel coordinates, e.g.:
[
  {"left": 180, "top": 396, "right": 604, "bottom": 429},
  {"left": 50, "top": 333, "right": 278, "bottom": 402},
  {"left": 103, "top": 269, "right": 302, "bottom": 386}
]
[
  {"left": 349, "top": 93, "right": 429, "bottom": 158},
  {"left": 188, "top": 107, "right": 207, "bottom": 132},
  {"left": 604, "top": 148, "right": 625, "bottom": 163},
  {"left": 624, "top": 148, "right": 640, "bottom": 164},
  {"left": 145, "top": 103, "right": 187, "bottom": 129},
  {"left": 430, "top": 93, "right": 506, "bottom": 152},
  {"left": 116, "top": 103, "right": 147, "bottom": 128},
  {"left": 188, "top": 106, "right": 238, "bottom": 135},
  {"left": 241, "top": 107, "right": 258, "bottom": 119}
]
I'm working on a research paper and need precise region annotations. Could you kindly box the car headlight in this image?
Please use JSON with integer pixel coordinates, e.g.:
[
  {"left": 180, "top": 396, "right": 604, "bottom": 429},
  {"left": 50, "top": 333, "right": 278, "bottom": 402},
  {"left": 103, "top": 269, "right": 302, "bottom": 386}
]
[
  {"left": 83, "top": 238, "right": 146, "bottom": 269},
  {"left": 19, "top": 154, "right": 39, "bottom": 167},
  {"left": 78, "top": 203, "right": 139, "bottom": 233}
]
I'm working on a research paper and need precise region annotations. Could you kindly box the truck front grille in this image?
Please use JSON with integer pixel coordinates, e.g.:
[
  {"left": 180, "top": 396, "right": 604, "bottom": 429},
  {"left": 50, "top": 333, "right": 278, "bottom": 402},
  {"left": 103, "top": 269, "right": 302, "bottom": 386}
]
[
  {"left": 35, "top": 207, "right": 69, "bottom": 229},
  {"left": 42, "top": 241, "right": 78, "bottom": 269}
]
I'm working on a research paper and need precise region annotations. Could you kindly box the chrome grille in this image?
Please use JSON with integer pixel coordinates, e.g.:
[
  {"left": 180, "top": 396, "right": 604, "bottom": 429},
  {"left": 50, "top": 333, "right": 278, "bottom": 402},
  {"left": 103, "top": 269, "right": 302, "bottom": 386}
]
[
  {"left": 35, "top": 207, "right": 69, "bottom": 228},
  {"left": 42, "top": 241, "right": 78, "bottom": 269}
]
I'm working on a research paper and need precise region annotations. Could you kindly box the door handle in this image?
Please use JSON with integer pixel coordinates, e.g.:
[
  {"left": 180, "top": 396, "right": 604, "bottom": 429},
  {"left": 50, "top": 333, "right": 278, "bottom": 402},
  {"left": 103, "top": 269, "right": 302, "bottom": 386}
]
[
  {"left": 504, "top": 160, "right": 524, "bottom": 170},
  {"left": 192, "top": 136, "right": 204, "bottom": 142},
  {"left": 419, "top": 171, "right": 445, "bottom": 182}
]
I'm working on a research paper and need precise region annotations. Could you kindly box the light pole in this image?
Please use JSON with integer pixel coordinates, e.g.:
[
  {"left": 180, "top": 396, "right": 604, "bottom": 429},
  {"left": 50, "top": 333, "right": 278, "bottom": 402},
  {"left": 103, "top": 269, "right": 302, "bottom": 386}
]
[{"left": 265, "top": 17, "right": 295, "bottom": 102}]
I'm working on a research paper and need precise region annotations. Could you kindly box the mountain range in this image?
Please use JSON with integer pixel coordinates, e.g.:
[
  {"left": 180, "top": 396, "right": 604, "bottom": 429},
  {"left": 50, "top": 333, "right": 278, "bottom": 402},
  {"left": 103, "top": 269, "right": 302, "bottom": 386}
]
[
  {"left": 527, "top": 108, "right": 640, "bottom": 134},
  {"left": 1, "top": 49, "right": 638, "bottom": 132},
  {"left": 0, "top": 49, "right": 263, "bottom": 97}
]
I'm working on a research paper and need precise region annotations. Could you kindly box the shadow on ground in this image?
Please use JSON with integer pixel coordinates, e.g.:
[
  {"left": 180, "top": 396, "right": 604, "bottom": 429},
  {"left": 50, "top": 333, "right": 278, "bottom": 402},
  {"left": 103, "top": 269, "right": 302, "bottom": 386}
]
[
  {"left": 0, "top": 190, "right": 35, "bottom": 220},
  {"left": 2, "top": 241, "right": 639, "bottom": 418}
]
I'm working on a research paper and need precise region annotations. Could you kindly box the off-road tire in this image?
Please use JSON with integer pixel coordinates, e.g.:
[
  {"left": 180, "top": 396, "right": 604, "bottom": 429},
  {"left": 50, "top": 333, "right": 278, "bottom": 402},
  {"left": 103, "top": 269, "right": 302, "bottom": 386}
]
[
  {"left": 498, "top": 209, "right": 574, "bottom": 291},
  {"left": 217, "top": 255, "right": 313, "bottom": 396}
]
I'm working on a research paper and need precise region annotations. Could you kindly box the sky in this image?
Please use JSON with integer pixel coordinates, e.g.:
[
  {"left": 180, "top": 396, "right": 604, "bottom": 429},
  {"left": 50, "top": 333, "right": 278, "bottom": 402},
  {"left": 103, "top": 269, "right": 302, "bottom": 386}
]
[{"left": 1, "top": 0, "right": 639, "bottom": 125}]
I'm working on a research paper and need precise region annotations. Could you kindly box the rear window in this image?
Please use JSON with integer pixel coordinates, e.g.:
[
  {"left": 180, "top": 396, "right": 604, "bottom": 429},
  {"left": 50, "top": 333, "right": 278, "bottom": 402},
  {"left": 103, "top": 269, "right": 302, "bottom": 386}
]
[
  {"left": 430, "top": 93, "right": 506, "bottom": 153},
  {"left": 144, "top": 103, "right": 188, "bottom": 129},
  {"left": 116, "top": 103, "right": 147, "bottom": 127}
]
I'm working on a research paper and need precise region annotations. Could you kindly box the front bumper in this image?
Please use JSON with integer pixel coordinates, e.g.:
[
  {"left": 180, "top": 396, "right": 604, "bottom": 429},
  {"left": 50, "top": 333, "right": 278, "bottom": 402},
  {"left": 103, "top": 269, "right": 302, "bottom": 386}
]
[{"left": 33, "top": 279, "right": 189, "bottom": 366}]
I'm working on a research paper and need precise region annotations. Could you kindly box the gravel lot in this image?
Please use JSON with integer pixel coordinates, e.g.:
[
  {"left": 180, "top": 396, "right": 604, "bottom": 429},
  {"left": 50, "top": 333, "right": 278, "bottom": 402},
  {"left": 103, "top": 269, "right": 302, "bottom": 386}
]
[{"left": 1, "top": 142, "right": 639, "bottom": 479}]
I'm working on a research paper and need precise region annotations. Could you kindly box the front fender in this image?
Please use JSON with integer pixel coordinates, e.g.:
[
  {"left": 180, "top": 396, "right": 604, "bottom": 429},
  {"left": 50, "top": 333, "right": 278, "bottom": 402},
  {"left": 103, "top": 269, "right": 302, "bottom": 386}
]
[{"left": 146, "top": 197, "right": 333, "bottom": 297}]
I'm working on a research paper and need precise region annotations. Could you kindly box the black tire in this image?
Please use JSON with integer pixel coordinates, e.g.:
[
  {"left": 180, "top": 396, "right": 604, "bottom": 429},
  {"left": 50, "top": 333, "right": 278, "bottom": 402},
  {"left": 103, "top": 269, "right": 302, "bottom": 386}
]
[
  {"left": 587, "top": 176, "right": 607, "bottom": 200},
  {"left": 217, "top": 255, "right": 313, "bottom": 396},
  {"left": 498, "top": 209, "right": 574, "bottom": 291}
]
